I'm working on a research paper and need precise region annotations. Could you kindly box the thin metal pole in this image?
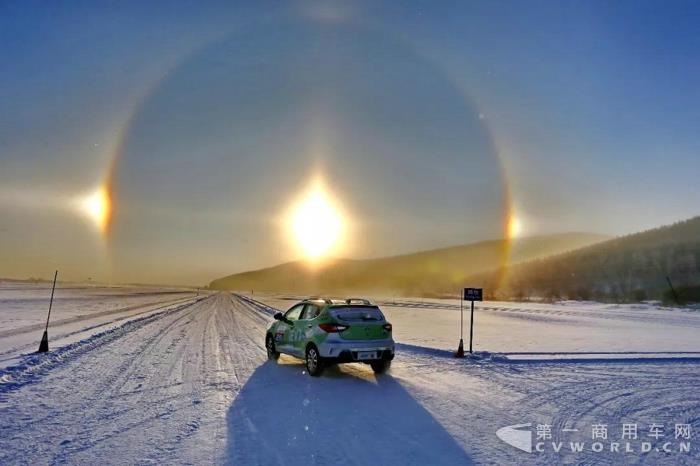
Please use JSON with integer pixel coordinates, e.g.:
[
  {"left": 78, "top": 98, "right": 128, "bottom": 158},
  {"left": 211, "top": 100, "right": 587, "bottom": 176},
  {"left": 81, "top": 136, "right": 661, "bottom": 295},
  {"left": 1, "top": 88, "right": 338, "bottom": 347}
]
[
  {"left": 460, "top": 291, "right": 464, "bottom": 340},
  {"left": 469, "top": 300, "right": 474, "bottom": 353},
  {"left": 45, "top": 270, "right": 58, "bottom": 332}
]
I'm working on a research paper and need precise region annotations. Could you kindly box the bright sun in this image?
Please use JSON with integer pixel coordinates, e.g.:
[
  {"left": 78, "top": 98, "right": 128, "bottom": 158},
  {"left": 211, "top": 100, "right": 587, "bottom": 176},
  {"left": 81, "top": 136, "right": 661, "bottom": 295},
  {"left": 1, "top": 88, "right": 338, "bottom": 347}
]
[
  {"left": 81, "top": 186, "right": 112, "bottom": 235},
  {"left": 288, "top": 182, "right": 344, "bottom": 260},
  {"left": 508, "top": 215, "right": 522, "bottom": 238}
]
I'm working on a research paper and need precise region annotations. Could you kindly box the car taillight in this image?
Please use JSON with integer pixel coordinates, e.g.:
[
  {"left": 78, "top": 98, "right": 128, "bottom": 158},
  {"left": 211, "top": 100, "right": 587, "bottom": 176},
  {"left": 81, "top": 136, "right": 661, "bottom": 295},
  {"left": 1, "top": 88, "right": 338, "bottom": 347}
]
[
  {"left": 383, "top": 323, "right": 392, "bottom": 332},
  {"left": 319, "top": 323, "right": 349, "bottom": 333}
]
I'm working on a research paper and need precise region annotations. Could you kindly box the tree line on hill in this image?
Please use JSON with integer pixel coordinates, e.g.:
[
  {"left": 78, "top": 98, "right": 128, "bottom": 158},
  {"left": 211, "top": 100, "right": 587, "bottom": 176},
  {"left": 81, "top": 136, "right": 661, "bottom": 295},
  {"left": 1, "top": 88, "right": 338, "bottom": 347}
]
[{"left": 471, "top": 217, "right": 700, "bottom": 304}]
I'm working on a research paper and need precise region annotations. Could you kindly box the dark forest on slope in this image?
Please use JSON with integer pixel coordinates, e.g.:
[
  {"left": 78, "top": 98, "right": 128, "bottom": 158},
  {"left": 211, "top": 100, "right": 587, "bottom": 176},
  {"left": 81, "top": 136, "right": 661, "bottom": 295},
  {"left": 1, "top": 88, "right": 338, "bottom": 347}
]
[{"left": 472, "top": 217, "right": 700, "bottom": 303}]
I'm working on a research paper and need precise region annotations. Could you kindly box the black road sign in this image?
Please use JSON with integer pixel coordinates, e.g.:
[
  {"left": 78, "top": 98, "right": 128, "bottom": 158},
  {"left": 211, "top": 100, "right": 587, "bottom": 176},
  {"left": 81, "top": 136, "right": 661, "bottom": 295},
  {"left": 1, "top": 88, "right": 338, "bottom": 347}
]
[{"left": 464, "top": 287, "right": 483, "bottom": 301}]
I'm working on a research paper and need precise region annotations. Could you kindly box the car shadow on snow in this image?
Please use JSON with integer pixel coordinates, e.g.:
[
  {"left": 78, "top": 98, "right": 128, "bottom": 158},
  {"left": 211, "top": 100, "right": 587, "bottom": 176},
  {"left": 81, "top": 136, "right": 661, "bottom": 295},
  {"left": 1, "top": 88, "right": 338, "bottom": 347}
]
[{"left": 224, "top": 359, "right": 472, "bottom": 465}]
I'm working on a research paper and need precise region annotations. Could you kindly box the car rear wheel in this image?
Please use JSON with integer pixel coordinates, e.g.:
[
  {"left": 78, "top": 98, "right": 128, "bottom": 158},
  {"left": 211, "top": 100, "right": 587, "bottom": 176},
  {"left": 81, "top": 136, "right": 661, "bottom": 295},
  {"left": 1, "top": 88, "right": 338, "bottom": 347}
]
[
  {"left": 305, "top": 345, "right": 324, "bottom": 376},
  {"left": 266, "top": 335, "right": 280, "bottom": 360},
  {"left": 370, "top": 359, "right": 391, "bottom": 374}
]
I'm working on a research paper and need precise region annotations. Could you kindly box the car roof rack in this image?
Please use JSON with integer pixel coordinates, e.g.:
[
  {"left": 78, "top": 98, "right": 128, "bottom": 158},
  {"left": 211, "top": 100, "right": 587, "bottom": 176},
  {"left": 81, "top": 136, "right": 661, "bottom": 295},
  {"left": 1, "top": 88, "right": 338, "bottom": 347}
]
[
  {"left": 344, "top": 298, "right": 372, "bottom": 305},
  {"left": 306, "top": 296, "right": 333, "bottom": 304}
]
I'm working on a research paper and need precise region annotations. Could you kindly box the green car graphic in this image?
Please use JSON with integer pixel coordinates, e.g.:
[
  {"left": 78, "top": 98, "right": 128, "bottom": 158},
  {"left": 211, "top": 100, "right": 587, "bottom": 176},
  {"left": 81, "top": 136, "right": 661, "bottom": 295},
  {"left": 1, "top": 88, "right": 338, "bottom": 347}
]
[{"left": 265, "top": 298, "right": 395, "bottom": 376}]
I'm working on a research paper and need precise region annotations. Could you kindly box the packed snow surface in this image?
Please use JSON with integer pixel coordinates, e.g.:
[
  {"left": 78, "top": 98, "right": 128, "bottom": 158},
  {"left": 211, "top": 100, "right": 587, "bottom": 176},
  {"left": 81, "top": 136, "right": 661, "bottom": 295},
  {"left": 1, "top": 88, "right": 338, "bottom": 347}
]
[
  {"left": 0, "top": 281, "right": 197, "bottom": 369},
  {"left": 1, "top": 283, "right": 698, "bottom": 465}
]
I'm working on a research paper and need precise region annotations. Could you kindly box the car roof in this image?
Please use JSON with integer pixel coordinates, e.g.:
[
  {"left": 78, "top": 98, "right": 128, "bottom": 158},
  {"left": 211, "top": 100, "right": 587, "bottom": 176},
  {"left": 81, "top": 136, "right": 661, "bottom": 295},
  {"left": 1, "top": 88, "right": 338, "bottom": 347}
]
[{"left": 302, "top": 297, "right": 376, "bottom": 307}]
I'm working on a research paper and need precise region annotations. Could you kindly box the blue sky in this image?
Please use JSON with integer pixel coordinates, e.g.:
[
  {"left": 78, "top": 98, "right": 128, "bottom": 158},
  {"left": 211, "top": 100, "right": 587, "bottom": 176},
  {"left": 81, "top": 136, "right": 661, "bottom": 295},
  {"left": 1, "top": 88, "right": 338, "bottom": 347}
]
[{"left": 1, "top": 1, "right": 698, "bottom": 284}]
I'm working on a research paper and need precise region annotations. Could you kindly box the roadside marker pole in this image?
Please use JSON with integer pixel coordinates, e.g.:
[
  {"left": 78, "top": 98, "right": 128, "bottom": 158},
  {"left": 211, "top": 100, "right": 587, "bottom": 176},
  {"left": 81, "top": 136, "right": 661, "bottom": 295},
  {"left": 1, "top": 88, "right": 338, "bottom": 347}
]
[
  {"left": 455, "top": 290, "right": 465, "bottom": 358},
  {"left": 38, "top": 270, "right": 57, "bottom": 353},
  {"left": 469, "top": 300, "right": 474, "bottom": 354}
]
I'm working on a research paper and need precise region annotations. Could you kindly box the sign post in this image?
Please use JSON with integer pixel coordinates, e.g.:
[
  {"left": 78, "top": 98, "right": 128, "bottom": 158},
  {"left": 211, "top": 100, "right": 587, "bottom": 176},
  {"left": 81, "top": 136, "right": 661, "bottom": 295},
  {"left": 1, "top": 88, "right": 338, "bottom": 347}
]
[
  {"left": 469, "top": 300, "right": 475, "bottom": 354},
  {"left": 38, "top": 270, "right": 58, "bottom": 353},
  {"left": 456, "top": 287, "right": 482, "bottom": 357}
]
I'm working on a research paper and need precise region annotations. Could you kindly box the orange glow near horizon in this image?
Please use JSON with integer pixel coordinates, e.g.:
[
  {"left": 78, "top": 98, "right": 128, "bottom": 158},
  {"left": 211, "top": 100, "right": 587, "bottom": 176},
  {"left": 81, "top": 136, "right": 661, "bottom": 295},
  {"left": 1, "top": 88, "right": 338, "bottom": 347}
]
[{"left": 80, "top": 186, "right": 112, "bottom": 235}]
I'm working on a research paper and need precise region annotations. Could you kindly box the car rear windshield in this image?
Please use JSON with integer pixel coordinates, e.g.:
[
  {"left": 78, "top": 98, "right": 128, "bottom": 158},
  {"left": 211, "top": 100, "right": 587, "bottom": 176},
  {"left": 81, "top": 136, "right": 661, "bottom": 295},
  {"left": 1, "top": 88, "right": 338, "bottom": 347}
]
[{"left": 330, "top": 306, "right": 385, "bottom": 322}]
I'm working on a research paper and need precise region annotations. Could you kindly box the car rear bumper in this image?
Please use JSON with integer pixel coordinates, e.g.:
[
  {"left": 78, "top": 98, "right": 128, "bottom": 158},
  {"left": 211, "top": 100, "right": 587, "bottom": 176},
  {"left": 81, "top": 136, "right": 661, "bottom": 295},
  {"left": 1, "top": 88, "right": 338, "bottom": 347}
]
[
  {"left": 330, "top": 349, "right": 394, "bottom": 364},
  {"left": 318, "top": 338, "right": 395, "bottom": 361}
]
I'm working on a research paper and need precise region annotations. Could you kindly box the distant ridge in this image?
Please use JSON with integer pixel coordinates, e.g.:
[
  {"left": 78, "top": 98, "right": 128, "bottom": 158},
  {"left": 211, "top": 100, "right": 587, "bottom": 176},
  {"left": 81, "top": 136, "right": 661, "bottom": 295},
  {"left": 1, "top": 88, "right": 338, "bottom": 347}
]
[
  {"left": 472, "top": 216, "right": 700, "bottom": 303},
  {"left": 209, "top": 232, "right": 609, "bottom": 296}
]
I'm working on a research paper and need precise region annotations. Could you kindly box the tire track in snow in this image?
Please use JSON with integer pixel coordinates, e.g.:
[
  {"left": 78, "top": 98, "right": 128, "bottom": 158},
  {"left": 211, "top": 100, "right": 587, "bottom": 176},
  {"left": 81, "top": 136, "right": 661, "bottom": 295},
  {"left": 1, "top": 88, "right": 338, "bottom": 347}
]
[
  {"left": 0, "top": 294, "right": 198, "bottom": 366},
  {"left": 517, "top": 362, "right": 700, "bottom": 465},
  {"left": 0, "top": 293, "right": 195, "bottom": 339},
  {"left": 0, "top": 292, "right": 272, "bottom": 465}
]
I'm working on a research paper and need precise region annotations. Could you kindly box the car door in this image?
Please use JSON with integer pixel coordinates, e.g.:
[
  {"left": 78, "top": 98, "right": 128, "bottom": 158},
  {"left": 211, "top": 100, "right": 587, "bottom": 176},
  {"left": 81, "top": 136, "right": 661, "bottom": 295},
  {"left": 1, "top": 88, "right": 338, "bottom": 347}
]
[
  {"left": 277, "top": 304, "right": 304, "bottom": 353},
  {"left": 293, "top": 304, "right": 321, "bottom": 356}
]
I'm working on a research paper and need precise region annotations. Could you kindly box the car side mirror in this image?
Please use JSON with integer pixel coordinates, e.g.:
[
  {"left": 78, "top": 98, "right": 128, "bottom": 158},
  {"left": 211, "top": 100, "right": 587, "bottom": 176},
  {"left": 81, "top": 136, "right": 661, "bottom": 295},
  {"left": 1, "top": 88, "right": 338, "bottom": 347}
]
[{"left": 273, "top": 312, "right": 283, "bottom": 320}]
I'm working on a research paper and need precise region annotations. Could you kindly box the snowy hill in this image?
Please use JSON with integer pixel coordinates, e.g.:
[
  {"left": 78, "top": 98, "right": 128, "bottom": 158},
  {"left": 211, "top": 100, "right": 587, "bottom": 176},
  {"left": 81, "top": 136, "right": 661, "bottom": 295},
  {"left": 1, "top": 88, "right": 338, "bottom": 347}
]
[
  {"left": 475, "top": 216, "right": 700, "bottom": 302},
  {"left": 209, "top": 233, "right": 608, "bottom": 295}
]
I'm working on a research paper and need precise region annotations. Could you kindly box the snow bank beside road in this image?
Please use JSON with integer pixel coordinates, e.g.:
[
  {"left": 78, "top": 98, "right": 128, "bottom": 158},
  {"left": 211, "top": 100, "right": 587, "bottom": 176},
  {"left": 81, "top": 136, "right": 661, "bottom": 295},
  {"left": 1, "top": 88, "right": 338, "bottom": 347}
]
[
  {"left": 0, "top": 283, "right": 201, "bottom": 368},
  {"left": 0, "top": 297, "right": 207, "bottom": 395}
]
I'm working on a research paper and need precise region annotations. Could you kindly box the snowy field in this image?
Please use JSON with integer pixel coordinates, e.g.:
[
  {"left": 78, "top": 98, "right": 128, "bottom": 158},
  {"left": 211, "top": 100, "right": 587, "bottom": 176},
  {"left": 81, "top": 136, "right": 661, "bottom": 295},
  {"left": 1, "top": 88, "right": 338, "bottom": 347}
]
[
  {"left": 251, "top": 293, "right": 700, "bottom": 357},
  {"left": 1, "top": 284, "right": 698, "bottom": 465},
  {"left": 0, "top": 281, "right": 198, "bottom": 369}
]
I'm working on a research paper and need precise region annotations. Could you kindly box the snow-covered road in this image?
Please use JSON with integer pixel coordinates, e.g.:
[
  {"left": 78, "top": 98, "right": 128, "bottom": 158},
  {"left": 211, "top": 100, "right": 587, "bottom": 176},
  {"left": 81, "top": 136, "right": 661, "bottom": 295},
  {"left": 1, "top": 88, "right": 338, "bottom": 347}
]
[
  {"left": 0, "top": 293, "right": 471, "bottom": 465},
  {"left": 1, "top": 293, "right": 271, "bottom": 464},
  {"left": 1, "top": 290, "right": 698, "bottom": 465}
]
